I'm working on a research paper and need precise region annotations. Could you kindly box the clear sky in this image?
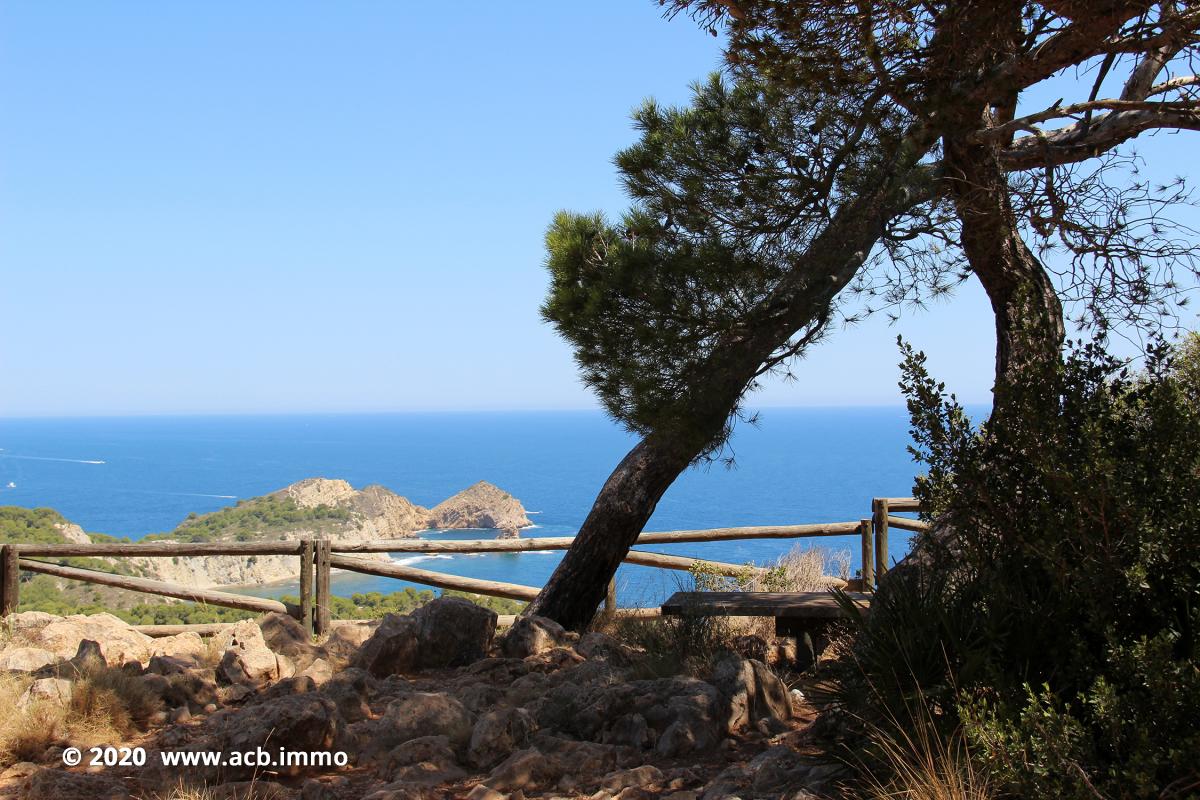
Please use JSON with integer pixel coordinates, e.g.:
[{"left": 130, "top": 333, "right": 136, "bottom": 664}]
[{"left": 1, "top": 2, "right": 1196, "bottom": 417}]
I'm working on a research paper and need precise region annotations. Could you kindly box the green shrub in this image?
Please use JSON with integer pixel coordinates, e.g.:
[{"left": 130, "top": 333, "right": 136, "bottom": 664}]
[{"left": 839, "top": 335, "right": 1200, "bottom": 798}]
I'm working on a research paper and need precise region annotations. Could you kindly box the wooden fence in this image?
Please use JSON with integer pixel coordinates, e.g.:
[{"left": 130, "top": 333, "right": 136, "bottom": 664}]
[{"left": 0, "top": 496, "right": 924, "bottom": 636}]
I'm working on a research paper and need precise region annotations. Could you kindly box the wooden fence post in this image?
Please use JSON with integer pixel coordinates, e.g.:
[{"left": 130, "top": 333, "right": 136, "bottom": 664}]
[
  {"left": 604, "top": 577, "right": 617, "bottom": 612},
  {"left": 299, "top": 540, "right": 314, "bottom": 637},
  {"left": 1, "top": 545, "right": 20, "bottom": 617},
  {"left": 873, "top": 498, "right": 890, "bottom": 581},
  {"left": 314, "top": 539, "right": 331, "bottom": 636},
  {"left": 859, "top": 518, "right": 874, "bottom": 590}
]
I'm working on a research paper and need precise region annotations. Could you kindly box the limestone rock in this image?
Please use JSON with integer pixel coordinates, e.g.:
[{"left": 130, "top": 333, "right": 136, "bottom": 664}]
[
  {"left": 534, "top": 674, "right": 721, "bottom": 757},
  {"left": 3, "top": 611, "right": 59, "bottom": 633},
  {"left": 207, "top": 694, "right": 345, "bottom": 779},
  {"left": 485, "top": 747, "right": 564, "bottom": 793},
  {"left": 0, "top": 646, "right": 57, "bottom": 672},
  {"left": 375, "top": 692, "right": 475, "bottom": 750},
  {"left": 382, "top": 735, "right": 467, "bottom": 785},
  {"left": 575, "top": 632, "right": 635, "bottom": 665},
  {"left": 350, "top": 613, "right": 420, "bottom": 677},
  {"left": 322, "top": 621, "right": 375, "bottom": 663},
  {"left": 259, "top": 612, "right": 320, "bottom": 669},
  {"left": 710, "top": 654, "right": 792, "bottom": 733},
  {"left": 297, "top": 657, "right": 334, "bottom": 686},
  {"left": 52, "top": 521, "right": 92, "bottom": 545},
  {"left": 12, "top": 613, "right": 153, "bottom": 666},
  {"left": 18, "top": 677, "right": 73, "bottom": 708},
  {"left": 320, "top": 668, "right": 375, "bottom": 723},
  {"left": 216, "top": 620, "right": 279, "bottom": 686},
  {"left": 601, "top": 765, "right": 665, "bottom": 792},
  {"left": 283, "top": 477, "right": 359, "bottom": 508},
  {"left": 468, "top": 707, "right": 538, "bottom": 769},
  {"left": 127, "top": 478, "right": 529, "bottom": 589},
  {"left": 150, "top": 632, "right": 207, "bottom": 665},
  {"left": 501, "top": 616, "right": 569, "bottom": 659},
  {"left": 22, "top": 768, "right": 132, "bottom": 800},
  {"left": 748, "top": 745, "right": 813, "bottom": 795},
  {"left": 146, "top": 654, "right": 194, "bottom": 676},
  {"left": 412, "top": 597, "right": 496, "bottom": 668}
]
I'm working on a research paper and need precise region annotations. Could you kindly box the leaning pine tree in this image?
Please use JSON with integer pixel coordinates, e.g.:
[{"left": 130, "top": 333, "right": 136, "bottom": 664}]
[
  {"left": 529, "top": 1, "right": 1200, "bottom": 629},
  {"left": 527, "top": 77, "right": 945, "bottom": 628}
]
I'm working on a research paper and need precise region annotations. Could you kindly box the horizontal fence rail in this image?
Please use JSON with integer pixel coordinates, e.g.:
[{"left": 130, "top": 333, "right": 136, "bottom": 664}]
[
  {"left": 18, "top": 559, "right": 296, "bottom": 617},
  {"left": 0, "top": 496, "right": 922, "bottom": 636}
]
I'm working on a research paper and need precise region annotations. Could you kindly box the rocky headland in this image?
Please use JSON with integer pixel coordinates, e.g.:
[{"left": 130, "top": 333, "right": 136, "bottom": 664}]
[{"left": 131, "top": 478, "right": 532, "bottom": 589}]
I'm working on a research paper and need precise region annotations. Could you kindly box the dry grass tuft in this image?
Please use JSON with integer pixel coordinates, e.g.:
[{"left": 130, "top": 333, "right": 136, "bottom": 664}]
[
  {"left": 66, "top": 659, "right": 163, "bottom": 744},
  {"left": 0, "top": 672, "right": 63, "bottom": 765},
  {"left": 0, "top": 660, "right": 164, "bottom": 766},
  {"left": 152, "top": 780, "right": 219, "bottom": 800},
  {"left": 855, "top": 692, "right": 994, "bottom": 800}
]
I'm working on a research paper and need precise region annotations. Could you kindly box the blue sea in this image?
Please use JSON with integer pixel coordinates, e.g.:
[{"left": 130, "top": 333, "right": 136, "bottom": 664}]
[{"left": 0, "top": 409, "right": 934, "bottom": 606}]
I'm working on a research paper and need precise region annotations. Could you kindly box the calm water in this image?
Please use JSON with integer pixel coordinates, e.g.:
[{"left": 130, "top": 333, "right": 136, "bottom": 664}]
[{"left": 0, "top": 409, "right": 934, "bottom": 606}]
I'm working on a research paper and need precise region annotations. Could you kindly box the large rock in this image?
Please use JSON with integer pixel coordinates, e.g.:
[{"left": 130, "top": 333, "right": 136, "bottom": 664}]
[
  {"left": 710, "top": 654, "right": 793, "bottom": 733},
  {"left": 360, "top": 692, "right": 474, "bottom": 760},
  {"left": 600, "top": 765, "right": 665, "bottom": 792},
  {"left": 322, "top": 621, "right": 375, "bottom": 663},
  {"left": 486, "top": 737, "right": 620, "bottom": 794},
  {"left": 468, "top": 707, "right": 538, "bottom": 769},
  {"left": 501, "top": 616, "right": 569, "bottom": 659},
  {"left": 259, "top": 612, "right": 321, "bottom": 669},
  {"left": 534, "top": 673, "right": 721, "bottom": 758},
  {"left": 199, "top": 694, "right": 345, "bottom": 780},
  {"left": 485, "top": 748, "right": 565, "bottom": 793},
  {"left": 320, "top": 668, "right": 375, "bottom": 723},
  {"left": 21, "top": 769, "right": 132, "bottom": 800},
  {"left": 412, "top": 598, "right": 496, "bottom": 668},
  {"left": 18, "top": 677, "right": 73, "bottom": 708},
  {"left": 575, "top": 632, "right": 635, "bottom": 665},
  {"left": 350, "top": 614, "right": 420, "bottom": 677},
  {"left": 216, "top": 620, "right": 280, "bottom": 686},
  {"left": 149, "top": 632, "right": 208, "bottom": 665},
  {"left": 10, "top": 613, "right": 154, "bottom": 666},
  {"left": 0, "top": 646, "right": 57, "bottom": 672},
  {"left": 381, "top": 735, "right": 467, "bottom": 785},
  {"left": 297, "top": 657, "right": 334, "bottom": 686}
]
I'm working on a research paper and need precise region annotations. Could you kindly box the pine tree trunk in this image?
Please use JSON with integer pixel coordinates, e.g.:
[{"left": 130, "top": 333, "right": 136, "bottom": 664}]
[
  {"left": 934, "top": 1, "right": 1065, "bottom": 403},
  {"left": 943, "top": 138, "right": 1066, "bottom": 401},
  {"left": 523, "top": 432, "right": 697, "bottom": 630}
]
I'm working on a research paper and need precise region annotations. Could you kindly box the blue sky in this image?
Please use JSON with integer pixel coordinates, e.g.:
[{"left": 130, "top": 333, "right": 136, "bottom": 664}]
[{"left": 1, "top": 2, "right": 1196, "bottom": 417}]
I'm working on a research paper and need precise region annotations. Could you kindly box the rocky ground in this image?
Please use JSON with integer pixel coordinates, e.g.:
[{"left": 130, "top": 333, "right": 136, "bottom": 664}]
[{"left": 0, "top": 603, "right": 843, "bottom": 800}]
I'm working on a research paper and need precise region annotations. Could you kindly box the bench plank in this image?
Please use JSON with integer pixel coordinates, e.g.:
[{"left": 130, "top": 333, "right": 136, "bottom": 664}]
[{"left": 661, "top": 591, "right": 870, "bottom": 619}]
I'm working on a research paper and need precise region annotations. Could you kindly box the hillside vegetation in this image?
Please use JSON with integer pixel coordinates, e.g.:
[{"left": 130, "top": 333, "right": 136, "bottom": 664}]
[{"left": 143, "top": 495, "right": 355, "bottom": 543}]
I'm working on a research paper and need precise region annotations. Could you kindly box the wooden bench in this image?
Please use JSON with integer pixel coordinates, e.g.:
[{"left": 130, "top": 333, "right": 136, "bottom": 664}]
[{"left": 660, "top": 591, "right": 871, "bottom": 669}]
